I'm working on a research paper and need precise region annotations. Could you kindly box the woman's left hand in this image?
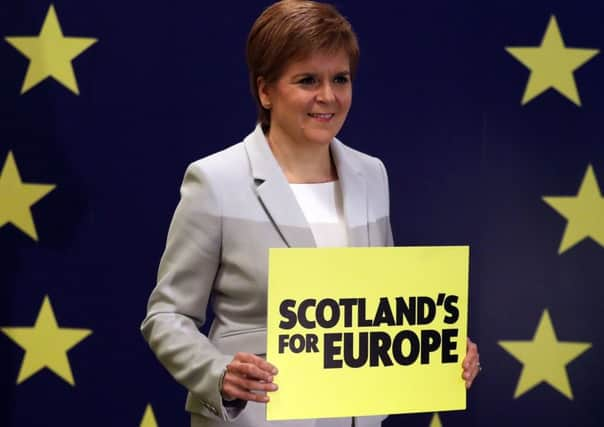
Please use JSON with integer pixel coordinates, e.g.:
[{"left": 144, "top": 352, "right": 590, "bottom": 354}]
[{"left": 462, "top": 337, "right": 480, "bottom": 389}]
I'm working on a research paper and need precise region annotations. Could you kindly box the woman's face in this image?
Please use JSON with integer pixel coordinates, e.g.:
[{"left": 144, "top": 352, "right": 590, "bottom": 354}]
[{"left": 260, "top": 49, "right": 352, "bottom": 147}]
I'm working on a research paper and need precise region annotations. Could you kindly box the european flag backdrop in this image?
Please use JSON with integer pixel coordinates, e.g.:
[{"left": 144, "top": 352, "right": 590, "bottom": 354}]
[{"left": 1, "top": 1, "right": 602, "bottom": 426}]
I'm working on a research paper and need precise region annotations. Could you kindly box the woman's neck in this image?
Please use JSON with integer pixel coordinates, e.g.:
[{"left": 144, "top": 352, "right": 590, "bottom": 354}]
[{"left": 266, "top": 126, "right": 337, "bottom": 184}]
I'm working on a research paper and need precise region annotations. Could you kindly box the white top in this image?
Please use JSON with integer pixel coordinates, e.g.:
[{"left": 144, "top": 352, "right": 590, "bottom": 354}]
[{"left": 289, "top": 181, "right": 348, "bottom": 247}]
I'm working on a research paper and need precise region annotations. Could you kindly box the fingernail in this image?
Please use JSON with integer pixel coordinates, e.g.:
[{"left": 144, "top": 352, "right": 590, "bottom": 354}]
[
  {"left": 272, "top": 367, "right": 278, "bottom": 375},
  {"left": 272, "top": 383, "right": 278, "bottom": 391},
  {"left": 267, "top": 375, "right": 273, "bottom": 382}
]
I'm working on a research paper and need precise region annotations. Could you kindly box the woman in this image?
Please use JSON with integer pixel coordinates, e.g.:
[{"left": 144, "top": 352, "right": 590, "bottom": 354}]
[{"left": 141, "top": 1, "right": 480, "bottom": 426}]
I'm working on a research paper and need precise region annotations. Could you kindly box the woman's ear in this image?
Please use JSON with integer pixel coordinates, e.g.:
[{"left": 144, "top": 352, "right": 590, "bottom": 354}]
[{"left": 257, "top": 77, "right": 272, "bottom": 109}]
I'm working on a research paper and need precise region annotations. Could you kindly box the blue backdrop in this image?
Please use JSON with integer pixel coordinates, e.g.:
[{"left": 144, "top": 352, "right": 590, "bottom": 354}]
[{"left": 1, "top": 1, "right": 602, "bottom": 426}]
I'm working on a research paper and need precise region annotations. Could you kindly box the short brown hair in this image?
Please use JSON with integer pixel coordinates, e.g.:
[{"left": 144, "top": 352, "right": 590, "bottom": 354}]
[{"left": 246, "top": 0, "right": 360, "bottom": 131}]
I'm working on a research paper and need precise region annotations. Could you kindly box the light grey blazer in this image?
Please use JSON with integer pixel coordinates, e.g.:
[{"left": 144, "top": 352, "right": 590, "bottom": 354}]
[{"left": 141, "top": 125, "right": 394, "bottom": 427}]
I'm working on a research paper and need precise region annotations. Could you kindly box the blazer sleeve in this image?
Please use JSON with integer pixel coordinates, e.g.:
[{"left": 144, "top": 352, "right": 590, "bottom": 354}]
[
  {"left": 140, "top": 162, "right": 240, "bottom": 421},
  {"left": 377, "top": 158, "right": 394, "bottom": 247}
]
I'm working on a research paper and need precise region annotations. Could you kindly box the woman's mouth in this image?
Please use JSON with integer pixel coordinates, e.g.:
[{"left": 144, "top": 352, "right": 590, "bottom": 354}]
[{"left": 308, "top": 113, "right": 335, "bottom": 122}]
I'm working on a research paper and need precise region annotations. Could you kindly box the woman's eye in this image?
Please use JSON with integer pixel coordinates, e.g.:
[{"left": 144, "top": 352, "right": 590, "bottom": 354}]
[
  {"left": 334, "top": 75, "right": 350, "bottom": 84},
  {"left": 298, "top": 77, "right": 317, "bottom": 85}
]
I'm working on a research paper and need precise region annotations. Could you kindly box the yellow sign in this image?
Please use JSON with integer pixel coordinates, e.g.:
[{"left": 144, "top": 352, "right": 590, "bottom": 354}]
[{"left": 266, "top": 246, "right": 469, "bottom": 420}]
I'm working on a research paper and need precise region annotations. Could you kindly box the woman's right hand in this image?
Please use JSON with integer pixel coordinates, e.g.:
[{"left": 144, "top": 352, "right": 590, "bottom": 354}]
[{"left": 221, "top": 352, "right": 279, "bottom": 403}]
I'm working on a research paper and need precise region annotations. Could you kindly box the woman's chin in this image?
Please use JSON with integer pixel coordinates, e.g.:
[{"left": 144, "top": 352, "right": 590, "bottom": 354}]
[{"left": 302, "top": 128, "right": 338, "bottom": 146}]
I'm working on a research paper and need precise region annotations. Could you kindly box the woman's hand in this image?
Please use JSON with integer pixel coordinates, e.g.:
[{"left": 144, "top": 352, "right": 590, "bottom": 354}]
[
  {"left": 221, "top": 352, "right": 279, "bottom": 403},
  {"left": 462, "top": 337, "right": 480, "bottom": 389}
]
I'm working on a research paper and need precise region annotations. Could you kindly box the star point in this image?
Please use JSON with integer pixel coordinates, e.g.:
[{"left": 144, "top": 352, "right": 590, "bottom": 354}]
[
  {"left": 1, "top": 295, "right": 92, "bottom": 386},
  {"left": 505, "top": 15, "right": 599, "bottom": 106},
  {"left": 498, "top": 309, "right": 591, "bottom": 399},
  {"left": 4, "top": 4, "right": 98, "bottom": 94},
  {"left": 543, "top": 164, "right": 604, "bottom": 254},
  {"left": 429, "top": 412, "right": 442, "bottom": 427},
  {"left": 0, "top": 151, "right": 56, "bottom": 241},
  {"left": 140, "top": 404, "right": 159, "bottom": 427}
]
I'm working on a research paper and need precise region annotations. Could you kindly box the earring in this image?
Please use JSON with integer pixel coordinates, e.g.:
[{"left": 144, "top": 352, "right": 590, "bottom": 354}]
[{"left": 263, "top": 102, "right": 271, "bottom": 109}]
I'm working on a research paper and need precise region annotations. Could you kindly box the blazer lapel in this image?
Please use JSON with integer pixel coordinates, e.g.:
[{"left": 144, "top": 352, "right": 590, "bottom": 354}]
[
  {"left": 331, "top": 139, "right": 369, "bottom": 247},
  {"left": 244, "top": 126, "right": 316, "bottom": 248}
]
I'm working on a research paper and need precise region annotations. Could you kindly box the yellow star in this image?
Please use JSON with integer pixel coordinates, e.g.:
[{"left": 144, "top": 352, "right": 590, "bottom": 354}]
[
  {"left": 543, "top": 164, "right": 604, "bottom": 254},
  {"left": 505, "top": 15, "right": 599, "bottom": 105},
  {"left": 140, "top": 404, "right": 159, "bottom": 427},
  {"left": 429, "top": 413, "right": 442, "bottom": 427},
  {"left": 1, "top": 295, "right": 92, "bottom": 386},
  {"left": 5, "top": 4, "right": 97, "bottom": 94},
  {"left": 0, "top": 151, "right": 56, "bottom": 241},
  {"left": 498, "top": 310, "right": 591, "bottom": 399}
]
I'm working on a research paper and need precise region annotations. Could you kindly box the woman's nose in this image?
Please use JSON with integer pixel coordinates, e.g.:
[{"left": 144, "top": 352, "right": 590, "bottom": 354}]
[{"left": 316, "top": 82, "right": 336, "bottom": 103}]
